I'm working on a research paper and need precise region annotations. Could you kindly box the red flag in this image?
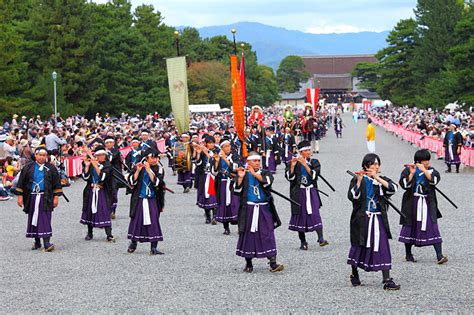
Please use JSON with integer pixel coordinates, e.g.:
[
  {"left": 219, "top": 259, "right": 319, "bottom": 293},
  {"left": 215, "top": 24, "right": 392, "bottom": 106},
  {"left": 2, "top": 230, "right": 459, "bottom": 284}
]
[
  {"left": 208, "top": 175, "right": 216, "bottom": 196},
  {"left": 240, "top": 52, "right": 247, "bottom": 106},
  {"left": 306, "top": 88, "right": 320, "bottom": 113}
]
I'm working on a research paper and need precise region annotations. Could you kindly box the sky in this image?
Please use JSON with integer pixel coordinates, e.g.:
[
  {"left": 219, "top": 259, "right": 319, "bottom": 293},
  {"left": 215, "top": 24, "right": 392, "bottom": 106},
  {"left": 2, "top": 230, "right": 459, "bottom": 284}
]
[{"left": 96, "top": 0, "right": 418, "bottom": 34}]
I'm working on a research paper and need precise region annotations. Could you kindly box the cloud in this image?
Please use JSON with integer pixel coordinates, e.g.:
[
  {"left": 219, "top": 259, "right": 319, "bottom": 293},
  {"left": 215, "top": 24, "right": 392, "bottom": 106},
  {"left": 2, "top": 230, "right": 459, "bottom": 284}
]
[{"left": 93, "top": 0, "right": 416, "bottom": 33}]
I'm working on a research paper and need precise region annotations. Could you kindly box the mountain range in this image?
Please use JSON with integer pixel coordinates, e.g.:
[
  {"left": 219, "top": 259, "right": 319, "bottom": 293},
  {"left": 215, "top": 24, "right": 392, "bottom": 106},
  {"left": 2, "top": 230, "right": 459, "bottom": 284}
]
[{"left": 192, "top": 22, "right": 389, "bottom": 69}]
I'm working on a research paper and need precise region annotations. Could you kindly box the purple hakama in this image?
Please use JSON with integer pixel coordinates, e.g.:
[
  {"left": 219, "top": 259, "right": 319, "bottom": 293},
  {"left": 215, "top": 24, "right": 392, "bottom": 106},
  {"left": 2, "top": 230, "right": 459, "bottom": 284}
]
[
  {"left": 128, "top": 198, "right": 163, "bottom": 243},
  {"left": 26, "top": 194, "right": 53, "bottom": 238},
  {"left": 288, "top": 187, "right": 323, "bottom": 232},
  {"left": 399, "top": 195, "right": 442, "bottom": 246},
  {"left": 236, "top": 203, "right": 277, "bottom": 258},
  {"left": 80, "top": 188, "right": 112, "bottom": 228},
  {"left": 347, "top": 214, "right": 392, "bottom": 271},
  {"left": 215, "top": 179, "right": 238, "bottom": 222},
  {"left": 177, "top": 171, "right": 192, "bottom": 187},
  {"left": 264, "top": 151, "right": 277, "bottom": 173}
]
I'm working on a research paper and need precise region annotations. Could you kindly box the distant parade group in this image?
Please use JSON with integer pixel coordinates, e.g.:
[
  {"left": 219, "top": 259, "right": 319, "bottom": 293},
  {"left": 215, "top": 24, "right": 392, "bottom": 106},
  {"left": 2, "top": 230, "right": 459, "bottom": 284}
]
[{"left": 12, "top": 104, "right": 456, "bottom": 291}]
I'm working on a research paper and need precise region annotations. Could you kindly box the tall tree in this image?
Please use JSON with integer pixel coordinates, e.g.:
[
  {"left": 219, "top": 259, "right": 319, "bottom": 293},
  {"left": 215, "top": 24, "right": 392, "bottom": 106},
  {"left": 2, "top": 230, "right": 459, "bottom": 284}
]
[
  {"left": 276, "top": 55, "right": 310, "bottom": 93},
  {"left": 188, "top": 61, "right": 232, "bottom": 107}
]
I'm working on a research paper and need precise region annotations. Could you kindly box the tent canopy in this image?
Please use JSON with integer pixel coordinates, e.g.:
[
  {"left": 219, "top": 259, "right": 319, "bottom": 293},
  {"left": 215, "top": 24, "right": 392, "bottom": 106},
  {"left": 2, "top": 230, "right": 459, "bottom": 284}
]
[{"left": 189, "top": 104, "right": 226, "bottom": 113}]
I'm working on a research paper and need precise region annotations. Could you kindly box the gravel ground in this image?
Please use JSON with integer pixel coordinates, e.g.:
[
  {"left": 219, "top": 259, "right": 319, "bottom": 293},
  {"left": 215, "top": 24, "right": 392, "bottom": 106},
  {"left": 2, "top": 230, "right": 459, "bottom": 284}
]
[{"left": 1, "top": 113, "right": 473, "bottom": 313}]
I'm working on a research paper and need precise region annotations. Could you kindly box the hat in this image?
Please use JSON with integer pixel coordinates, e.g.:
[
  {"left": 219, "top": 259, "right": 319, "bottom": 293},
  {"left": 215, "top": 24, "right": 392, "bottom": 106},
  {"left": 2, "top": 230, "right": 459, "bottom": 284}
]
[
  {"left": 305, "top": 103, "right": 312, "bottom": 108},
  {"left": 0, "top": 134, "right": 7, "bottom": 142},
  {"left": 20, "top": 139, "right": 28, "bottom": 146},
  {"left": 13, "top": 114, "right": 18, "bottom": 118},
  {"left": 252, "top": 105, "right": 262, "bottom": 111}
]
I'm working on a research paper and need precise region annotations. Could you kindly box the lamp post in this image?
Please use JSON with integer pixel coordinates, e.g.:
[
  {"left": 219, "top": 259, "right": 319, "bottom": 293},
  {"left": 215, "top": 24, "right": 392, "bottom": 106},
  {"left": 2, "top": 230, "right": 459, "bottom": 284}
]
[
  {"left": 174, "top": 31, "right": 180, "bottom": 56},
  {"left": 52, "top": 71, "right": 57, "bottom": 123},
  {"left": 231, "top": 28, "right": 237, "bottom": 55}
]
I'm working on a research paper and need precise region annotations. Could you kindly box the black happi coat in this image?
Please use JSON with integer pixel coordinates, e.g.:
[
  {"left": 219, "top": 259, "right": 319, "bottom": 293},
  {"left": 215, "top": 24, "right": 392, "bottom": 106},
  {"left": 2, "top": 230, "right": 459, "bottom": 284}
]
[
  {"left": 285, "top": 158, "right": 322, "bottom": 215},
  {"left": 124, "top": 149, "right": 142, "bottom": 171},
  {"left": 347, "top": 176, "right": 397, "bottom": 246},
  {"left": 211, "top": 152, "right": 242, "bottom": 202},
  {"left": 233, "top": 170, "right": 281, "bottom": 233},
  {"left": 282, "top": 133, "right": 296, "bottom": 156},
  {"left": 443, "top": 131, "right": 463, "bottom": 151},
  {"left": 15, "top": 161, "right": 63, "bottom": 213},
  {"left": 399, "top": 166, "right": 442, "bottom": 226},
  {"left": 81, "top": 161, "right": 114, "bottom": 213},
  {"left": 128, "top": 165, "right": 165, "bottom": 218}
]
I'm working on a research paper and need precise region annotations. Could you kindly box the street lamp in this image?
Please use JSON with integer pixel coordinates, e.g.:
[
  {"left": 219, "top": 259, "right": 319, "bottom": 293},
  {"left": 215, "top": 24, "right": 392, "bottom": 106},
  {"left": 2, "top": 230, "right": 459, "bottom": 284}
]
[
  {"left": 231, "top": 28, "right": 237, "bottom": 55},
  {"left": 52, "top": 71, "right": 57, "bottom": 123},
  {"left": 174, "top": 31, "right": 180, "bottom": 56}
]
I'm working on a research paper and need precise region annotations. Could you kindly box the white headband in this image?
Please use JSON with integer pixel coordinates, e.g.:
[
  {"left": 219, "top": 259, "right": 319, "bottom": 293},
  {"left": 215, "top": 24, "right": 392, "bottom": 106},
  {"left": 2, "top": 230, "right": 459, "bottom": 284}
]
[
  {"left": 220, "top": 140, "right": 230, "bottom": 147},
  {"left": 298, "top": 146, "right": 311, "bottom": 151},
  {"left": 105, "top": 139, "right": 114, "bottom": 143},
  {"left": 131, "top": 139, "right": 140, "bottom": 143},
  {"left": 141, "top": 131, "right": 149, "bottom": 135},
  {"left": 247, "top": 155, "right": 261, "bottom": 161},
  {"left": 94, "top": 150, "right": 106, "bottom": 155},
  {"left": 35, "top": 148, "right": 48, "bottom": 154}
]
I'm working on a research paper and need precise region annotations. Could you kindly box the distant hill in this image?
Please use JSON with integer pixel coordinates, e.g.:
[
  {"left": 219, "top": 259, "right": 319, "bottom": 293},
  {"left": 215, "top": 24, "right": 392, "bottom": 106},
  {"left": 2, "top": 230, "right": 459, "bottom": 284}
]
[{"left": 189, "top": 22, "right": 389, "bottom": 69}]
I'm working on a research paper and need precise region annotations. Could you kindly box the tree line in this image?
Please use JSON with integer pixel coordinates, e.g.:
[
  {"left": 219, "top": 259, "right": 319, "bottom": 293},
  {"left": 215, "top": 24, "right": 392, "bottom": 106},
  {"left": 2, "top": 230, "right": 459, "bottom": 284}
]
[
  {"left": 0, "top": 0, "right": 280, "bottom": 119},
  {"left": 353, "top": 0, "right": 473, "bottom": 109}
]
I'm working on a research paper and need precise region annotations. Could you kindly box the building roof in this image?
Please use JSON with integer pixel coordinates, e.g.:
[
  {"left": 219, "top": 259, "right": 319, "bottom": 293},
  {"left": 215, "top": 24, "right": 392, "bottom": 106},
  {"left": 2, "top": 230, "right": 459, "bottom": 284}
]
[
  {"left": 302, "top": 55, "right": 377, "bottom": 75},
  {"left": 358, "top": 91, "right": 381, "bottom": 99},
  {"left": 280, "top": 91, "right": 306, "bottom": 100}
]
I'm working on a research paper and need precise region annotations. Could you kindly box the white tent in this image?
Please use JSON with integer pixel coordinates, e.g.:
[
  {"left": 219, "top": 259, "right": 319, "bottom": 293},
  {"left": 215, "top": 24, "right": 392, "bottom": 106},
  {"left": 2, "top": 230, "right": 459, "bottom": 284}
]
[
  {"left": 189, "top": 104, "right": 223, "bottom": 113},
  {"left": 445, "top": 102, "right": 460, "bottom": 111}
]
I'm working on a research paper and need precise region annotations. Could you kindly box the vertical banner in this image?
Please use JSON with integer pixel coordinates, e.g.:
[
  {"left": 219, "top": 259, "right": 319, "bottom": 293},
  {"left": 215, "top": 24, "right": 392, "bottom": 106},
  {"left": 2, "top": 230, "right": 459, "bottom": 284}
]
[
  {"left": 363, "top": 100, "right": 373, "bottom": 111},
  {"left": 240, "top": 52, "right": 247, "bottom": 106},
  {"left": 306, "top": 88, "right": 320, "bottom": 113},
  {"left": 230, "top": 55, "right": 247, "bottom": 157},
  {"left": 166, "top": 56, "right": 190, "bottom": 134}
]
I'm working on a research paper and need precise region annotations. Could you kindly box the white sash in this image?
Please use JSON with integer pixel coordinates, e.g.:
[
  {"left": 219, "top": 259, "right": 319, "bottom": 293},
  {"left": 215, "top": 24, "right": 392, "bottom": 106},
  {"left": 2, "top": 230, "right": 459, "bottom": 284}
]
[
  {"left": 301, "top": 184, "right": 313, "bottom": 214},
  {"left": 366, "top": 211, "right": 381, "bottom": 252},
  {"left": 415, "top": 193, "right": 428, "bottom": 231},
  {"left": 224, "top": 179, "right": 231, "bottom": 206},
  {"left": 31, "top": 193, "right": 44, "bottom": 227},
  {"left": 142, "top": 198, "right": 151, "bottom": 226},
  {"left": 91, "top": 186, "right": 100, "bottom": 214},
  {"left": 248, "top": 202, "right": 268, "bottom": 233}
]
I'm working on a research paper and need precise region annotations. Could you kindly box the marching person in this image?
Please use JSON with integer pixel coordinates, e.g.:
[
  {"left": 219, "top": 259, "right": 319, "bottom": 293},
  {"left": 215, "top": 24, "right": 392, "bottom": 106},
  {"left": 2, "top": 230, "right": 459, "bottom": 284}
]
[
  {"left": 124, "top": 137, "right": 142, "bottom": 171},
  {"left": 127, "top": 149, "right": 166, "bottom": 255},
  {"left": 334, "top": 113, "right": 344, "bottom": 138},
  {"left": 282, "top": 127, "right": 296, "bottom": 165},
  {"left": 398, "top": 149, "right": 448, "bottom": 264},
  {"left": 212, "top": 139, "right": 241, "bottom": 235},
  {"left": 347, "top": 153, "right": 400, "bottom": 290},
  {"left": 80, "top": 146, "right": 116, "bottom": 243},
  {"left": 263, "top": 127, "right": 278, "bottom": 174},
  {"left": 105, "top": 136, "right": 122, "bottom": 219},
  {"left": 285, "top": 141, "right": 328, "bottom": 250},
  {"left": 16, "top": 146, "right": 63, "bottom": 252},
  {"left": 234, "top": 151, "right": 284, "bottom": 273},
  {"left": 193, "top": 136, "right": 218, "bottom": 224},
  {"left": 443, "top": 122, "right": 463, "bottom": 173}
]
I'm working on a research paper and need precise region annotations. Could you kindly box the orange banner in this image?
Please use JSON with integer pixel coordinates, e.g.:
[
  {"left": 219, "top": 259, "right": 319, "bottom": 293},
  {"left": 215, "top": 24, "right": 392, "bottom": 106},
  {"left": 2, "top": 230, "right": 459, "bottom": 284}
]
[{"left": 230, "top": 55, "right": 247, "bottom": 157}]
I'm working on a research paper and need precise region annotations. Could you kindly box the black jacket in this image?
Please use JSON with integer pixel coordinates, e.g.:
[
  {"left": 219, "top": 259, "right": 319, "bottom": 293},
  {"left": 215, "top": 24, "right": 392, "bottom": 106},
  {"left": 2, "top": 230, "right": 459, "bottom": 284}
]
[
  {"left": 285, "top": 158, "right": 322, "bottom": 215},
  {"left": 15, "top": 161, "right": 63, "bottom": 213},
  {"left": 399, "top": 166, "right": 441, "bottom": 225},
  {"left": 347, "top": 176, "right": 397, "bottom": 246},
  {"left": 127, "top": 165, "right": 165, "bottom": 218},
  {"left": 233, "top": 169, "right": 281, "bottom": 233},
  {"left": 211, "top": 152, "right": 242, "bottom": 202},
  {"left": 81, "top": 161, "right": 114, "bottom": 213}
]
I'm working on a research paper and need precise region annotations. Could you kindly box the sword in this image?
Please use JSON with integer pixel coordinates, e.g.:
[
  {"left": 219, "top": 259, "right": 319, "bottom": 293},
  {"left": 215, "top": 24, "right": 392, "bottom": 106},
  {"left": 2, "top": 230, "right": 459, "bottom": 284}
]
[
  {"left": 434, "top": 186, "right": 458, "bottom": 209},
  {"left": 318, "top": 173, "right": 336, "bottom": 192},
  {"left": 346, "top": 170, "right": 406, "bottom": 218}
]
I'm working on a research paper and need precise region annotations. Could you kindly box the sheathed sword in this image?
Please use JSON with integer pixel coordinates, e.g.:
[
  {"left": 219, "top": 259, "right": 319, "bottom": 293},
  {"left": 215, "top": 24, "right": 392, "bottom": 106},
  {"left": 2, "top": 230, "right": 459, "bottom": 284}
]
[{"left": 318, "top": 173, "right": 336, "bottom": 192}]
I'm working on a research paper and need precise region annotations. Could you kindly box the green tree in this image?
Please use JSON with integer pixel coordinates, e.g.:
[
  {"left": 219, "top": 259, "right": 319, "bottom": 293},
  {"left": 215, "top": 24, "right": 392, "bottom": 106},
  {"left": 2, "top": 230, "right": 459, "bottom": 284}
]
[
  {"left": 188, "top": 61, "right": 232, "bottom": 107},
  {"left": 376, "top": 18, "right": 419, "bottom": 106},
  {"left": 352, "top": 62, "right": 380, "bottom": 92},
  {"left": 412, "top": 0, "right": 464, "bottom": 85},
  {"left": 276, "top": 55, "right": 310, "bottom": 93}
]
